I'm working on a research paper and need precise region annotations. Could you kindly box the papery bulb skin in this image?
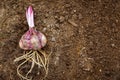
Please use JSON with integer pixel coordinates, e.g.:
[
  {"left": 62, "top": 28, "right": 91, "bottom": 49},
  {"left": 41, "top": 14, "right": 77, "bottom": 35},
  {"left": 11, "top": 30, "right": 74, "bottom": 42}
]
[{"left": 19, "top": 28, "right": 47, "bottom": 50}]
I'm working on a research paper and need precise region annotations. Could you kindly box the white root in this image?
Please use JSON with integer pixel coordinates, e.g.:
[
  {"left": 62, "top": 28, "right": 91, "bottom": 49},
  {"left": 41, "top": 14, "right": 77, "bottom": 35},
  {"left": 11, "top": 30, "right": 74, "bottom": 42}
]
[
  {"left": 14, "top": 50, "right": 50, "bottom": 80},
  {"left": 17, "top": 58, "right": 31, "bottom": 80},
  {"left": 14, "top": 51, "right": 32, "bottom": 62},
  {"left": 26, "top": 59, "right": 35, "bottom": 78}
]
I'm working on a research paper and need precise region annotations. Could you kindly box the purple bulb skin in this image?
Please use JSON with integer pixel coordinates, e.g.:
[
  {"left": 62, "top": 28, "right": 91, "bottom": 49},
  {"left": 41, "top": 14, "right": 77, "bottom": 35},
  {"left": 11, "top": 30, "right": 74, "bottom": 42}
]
[{"left": 19, "top": 28, "right": 47, "bottom": 50}]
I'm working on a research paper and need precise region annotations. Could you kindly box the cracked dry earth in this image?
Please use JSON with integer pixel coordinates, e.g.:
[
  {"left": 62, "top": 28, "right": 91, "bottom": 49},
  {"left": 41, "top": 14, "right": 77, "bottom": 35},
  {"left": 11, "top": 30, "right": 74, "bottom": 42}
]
[{"left": 0, "top": 0, "right": 120, "bottom": 80}]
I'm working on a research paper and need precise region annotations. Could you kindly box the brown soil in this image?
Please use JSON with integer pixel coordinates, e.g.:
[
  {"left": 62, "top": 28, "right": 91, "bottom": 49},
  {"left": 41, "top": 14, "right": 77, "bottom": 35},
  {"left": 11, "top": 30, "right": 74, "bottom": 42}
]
[{"left": 0, "top": 0, "right": 120, "bottom": 80}]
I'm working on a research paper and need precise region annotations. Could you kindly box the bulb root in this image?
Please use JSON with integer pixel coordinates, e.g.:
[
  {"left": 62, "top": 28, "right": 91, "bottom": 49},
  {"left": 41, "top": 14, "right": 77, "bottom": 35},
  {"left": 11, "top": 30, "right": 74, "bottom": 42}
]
[{"left": 14, "top": 50, "right": 51, "bottom": 80}]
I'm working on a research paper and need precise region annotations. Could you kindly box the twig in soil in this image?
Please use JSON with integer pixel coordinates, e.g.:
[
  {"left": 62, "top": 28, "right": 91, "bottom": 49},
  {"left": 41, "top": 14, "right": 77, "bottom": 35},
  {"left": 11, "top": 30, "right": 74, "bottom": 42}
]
[{"left": 68, "top": 19, "right": 78, "bottom": 27}]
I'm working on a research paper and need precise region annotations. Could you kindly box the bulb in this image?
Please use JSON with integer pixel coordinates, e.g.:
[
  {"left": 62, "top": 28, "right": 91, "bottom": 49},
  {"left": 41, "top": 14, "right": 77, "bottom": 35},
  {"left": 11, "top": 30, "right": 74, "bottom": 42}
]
[{"left": 19, "top": 28, "right": 47, "bottom": 50}]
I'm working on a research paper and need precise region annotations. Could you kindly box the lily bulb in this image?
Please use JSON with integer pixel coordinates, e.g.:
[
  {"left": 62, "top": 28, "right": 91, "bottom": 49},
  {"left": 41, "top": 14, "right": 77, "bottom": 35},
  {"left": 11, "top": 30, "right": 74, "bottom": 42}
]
[{"left": 19, "top": 6, "right": 47, "bottom": 50}]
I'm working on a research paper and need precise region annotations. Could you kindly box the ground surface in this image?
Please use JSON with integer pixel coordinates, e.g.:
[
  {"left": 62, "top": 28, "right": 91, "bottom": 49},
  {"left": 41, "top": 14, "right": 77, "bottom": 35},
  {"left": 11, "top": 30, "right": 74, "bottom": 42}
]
[{"left": 0, "top": 0, "right": 120, "bottom": 80}]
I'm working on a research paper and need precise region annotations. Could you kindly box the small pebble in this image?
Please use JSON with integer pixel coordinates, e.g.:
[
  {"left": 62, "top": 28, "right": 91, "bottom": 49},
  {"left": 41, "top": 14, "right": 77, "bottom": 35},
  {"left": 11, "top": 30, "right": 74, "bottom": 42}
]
[
  {"left": 42, "top": 28, "right": 47, "bottom": 32},
  {"left": 59, "top": 16, "right": 65, "bottom": 23},
  {"left": 47, "top": 25, "right": 50, "bottom": 28},
  {"left": 116, "top": 19, "right": 119, "bottom": 23},
  {"left": 111, "top": 44, "right": 115, "bottom": 47},
  {"left": 73, "top": 10, "right": 77, "bottom": 12},
  {"left": 79, "top": 13, "right": 83, "bottom": 20},
  {"left": 51, "top": 37, "right": 56, "bottom": 42},
  {"left": 55, "top": 24, "right": 59, "bottom": 27},
  {"left": 54, "top": 16, "right": 58, "bottom": 19},
  {"left": 45, "top": 13, "right": 49, "bottom": 18}
]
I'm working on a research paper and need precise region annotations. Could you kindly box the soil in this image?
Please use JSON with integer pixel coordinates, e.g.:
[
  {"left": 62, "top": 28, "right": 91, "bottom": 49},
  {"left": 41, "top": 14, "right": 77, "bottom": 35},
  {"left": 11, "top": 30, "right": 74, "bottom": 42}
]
[{"left": 0, "top": 0, "right": 120, "bottom": 80}]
